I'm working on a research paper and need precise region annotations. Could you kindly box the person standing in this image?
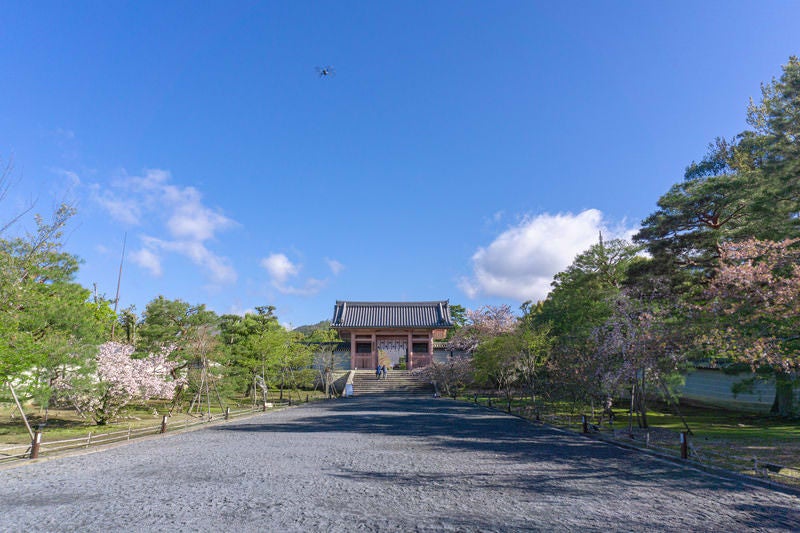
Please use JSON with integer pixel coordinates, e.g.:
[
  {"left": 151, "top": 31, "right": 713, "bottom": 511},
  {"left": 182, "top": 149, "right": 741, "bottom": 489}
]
[{"left": 382, "top": 364, "right": 388, "bottom": 380}]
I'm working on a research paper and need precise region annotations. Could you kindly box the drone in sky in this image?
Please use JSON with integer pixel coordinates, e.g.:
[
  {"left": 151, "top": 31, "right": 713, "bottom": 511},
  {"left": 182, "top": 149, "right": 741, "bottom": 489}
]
[{"left": 316, "top": 66, "right": 335, "bottom": 78}]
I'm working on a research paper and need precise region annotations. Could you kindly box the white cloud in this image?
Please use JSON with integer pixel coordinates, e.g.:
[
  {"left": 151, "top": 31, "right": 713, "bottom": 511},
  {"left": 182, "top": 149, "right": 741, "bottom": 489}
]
[
  {"left": 91, "top": 169, "right": 238, "bottom": 284},
  {"left": 127, "top": 168, "right": 170, "bottom": 192},
  {"left": 158, "top": 240, "right": 237, "bottom": 284},
  {"left": 325, "top": 258, "right": 345, "bottom": 276},
  {"left": 460, "top": 209, "right": 636, "bottom": 302},
  {"left": 130, "top": 247, "right": 162, "bottom": 277},
  {"left": 138, "top": 236, "right": 237, "bottom": 284},
  {"left": 275, "top": 277, "right": 328, "bottom": 296},
  {"left": 260, "top": 253, "right": 329, "bottom": 296},
  {"left": 261, "top": 253, "right": 299, "bottom": 283},
  {"left": 91, "top": 185, "right": 142, "bottom": 225},
  {"left": 51, "top": 168, "right": 81, "bottom": 186},
  {"left": 167, "top": 201, "right": 233, "bottom": 241}
]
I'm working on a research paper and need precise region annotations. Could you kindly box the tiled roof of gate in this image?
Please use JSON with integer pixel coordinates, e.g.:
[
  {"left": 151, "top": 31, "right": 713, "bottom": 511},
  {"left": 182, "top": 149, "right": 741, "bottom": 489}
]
[{"left": 331, "top": 301, "right": 454, "bottom": 329}]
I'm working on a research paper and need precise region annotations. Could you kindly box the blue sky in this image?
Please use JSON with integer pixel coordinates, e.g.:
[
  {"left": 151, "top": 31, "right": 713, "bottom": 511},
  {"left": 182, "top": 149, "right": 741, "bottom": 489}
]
[{"left": 1, "top": 1, "right": 798, "bottom": 327}]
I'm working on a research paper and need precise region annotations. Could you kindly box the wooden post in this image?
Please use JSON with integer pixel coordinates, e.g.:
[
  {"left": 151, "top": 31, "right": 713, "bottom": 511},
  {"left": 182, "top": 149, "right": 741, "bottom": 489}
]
[
  {"left": 7, "top": 383, "right": 34, "bottom": 440},
  {"left": 30, "top": 428, "right": 42, "bottom": 459},
  {"left": 371, "top": 332, "right": 377, "bottom": 370},
  {"left": 407, "top": 332, "right": 413, "bottom": 370},
  {"left": 160, "top": 415, "right": 168, "bottom": 434},
  {"left": 680, "top": 431, "right": 688, "bottom": 459},
  {"left": 110, "top": 233, "right": 127, "bottom": 340}
]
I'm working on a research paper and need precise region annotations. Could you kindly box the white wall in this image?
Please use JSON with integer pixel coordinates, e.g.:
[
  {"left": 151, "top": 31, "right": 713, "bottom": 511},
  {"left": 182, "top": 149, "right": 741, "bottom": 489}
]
[{"left": 677, "top": 368, "right": 787, "bottom": 413}]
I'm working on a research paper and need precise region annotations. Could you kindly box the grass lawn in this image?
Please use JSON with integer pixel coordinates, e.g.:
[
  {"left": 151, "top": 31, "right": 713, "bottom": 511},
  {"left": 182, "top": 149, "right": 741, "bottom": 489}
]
[
  {"left": 614, "top": 403, "right": 800, "bottom": 474},
  {"left": 0, "top": 390, "right": 329, "bottom": 447},
  {"left": 462, "top": 393, "right": 800, "bottom": 475}
]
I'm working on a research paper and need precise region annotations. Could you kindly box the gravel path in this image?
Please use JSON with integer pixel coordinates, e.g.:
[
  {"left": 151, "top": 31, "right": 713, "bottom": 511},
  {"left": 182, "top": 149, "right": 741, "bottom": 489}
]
[{"left": 1, "top": 397, "right": 798, "bottom": 532}]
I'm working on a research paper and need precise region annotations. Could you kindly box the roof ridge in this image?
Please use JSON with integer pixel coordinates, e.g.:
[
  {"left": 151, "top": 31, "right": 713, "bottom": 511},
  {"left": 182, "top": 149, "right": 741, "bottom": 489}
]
[
  {"left": 331, "top": 300, "right": 453, "bottom": 329},
  {"left": 334, "top": 300, "right": 448, "bottom": 306}
]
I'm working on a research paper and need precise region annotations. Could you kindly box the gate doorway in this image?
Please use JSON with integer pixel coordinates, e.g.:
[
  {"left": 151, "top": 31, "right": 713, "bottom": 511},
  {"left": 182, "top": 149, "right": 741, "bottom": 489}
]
[{"left": 377, "top": 338, "right": 407, "bottom": 367}]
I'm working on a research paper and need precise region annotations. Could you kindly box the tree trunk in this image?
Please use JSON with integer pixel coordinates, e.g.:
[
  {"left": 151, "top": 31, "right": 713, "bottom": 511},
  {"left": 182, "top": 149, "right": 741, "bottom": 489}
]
[
  {"left": 325, "top": 369, "right": 332, "bottom": 398},
  {"left": 770, "top": 370, "right": 796, "bottom": 417},
  {"left": 636, "top": 391, "right": 649, "bottom": 428},
  {"left": 628, "top": 384, "right": 635, "bottom": 434},
  {"left": 638, "top": 369, "right": 649, "bottom": 428}
]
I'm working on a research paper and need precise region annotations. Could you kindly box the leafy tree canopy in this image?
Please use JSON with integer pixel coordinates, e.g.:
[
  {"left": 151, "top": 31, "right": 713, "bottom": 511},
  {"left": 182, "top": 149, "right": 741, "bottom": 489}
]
[
  {"left": 136, "top": 296, "right": 219, "bottom": 359},
  {"left": 633, "top": 57, "right": 800, "bottom": 291}
]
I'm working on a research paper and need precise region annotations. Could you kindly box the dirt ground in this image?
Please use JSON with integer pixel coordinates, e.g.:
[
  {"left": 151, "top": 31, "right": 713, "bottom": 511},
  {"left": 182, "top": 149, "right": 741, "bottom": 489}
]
[{"left": 1, "top": 396, "right": 798, "bottom": 532}]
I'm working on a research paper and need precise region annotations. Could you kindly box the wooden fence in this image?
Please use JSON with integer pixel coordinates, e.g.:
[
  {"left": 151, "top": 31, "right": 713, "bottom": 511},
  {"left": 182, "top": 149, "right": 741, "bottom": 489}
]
[
  {"left": 462, "top": 393, "right": 800, "bottom": 489},
  {"left": 0, "top": 403, "right": 290, "bottom": 466}
]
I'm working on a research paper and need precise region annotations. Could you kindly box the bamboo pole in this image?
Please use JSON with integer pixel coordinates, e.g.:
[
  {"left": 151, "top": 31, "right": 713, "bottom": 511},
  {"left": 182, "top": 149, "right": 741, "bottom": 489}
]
[
  {"left": 110, "top": 233, "right": 127, "bottom": 341},
  {"left": 7, "top": 383, "right": 34, "bottom": 440}
]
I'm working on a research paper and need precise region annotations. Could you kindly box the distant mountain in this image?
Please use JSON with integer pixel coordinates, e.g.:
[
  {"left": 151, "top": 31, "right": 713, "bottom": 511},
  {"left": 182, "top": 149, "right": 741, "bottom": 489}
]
[{"left": 293, "top": 320, "right": 331, "bottom": 336}]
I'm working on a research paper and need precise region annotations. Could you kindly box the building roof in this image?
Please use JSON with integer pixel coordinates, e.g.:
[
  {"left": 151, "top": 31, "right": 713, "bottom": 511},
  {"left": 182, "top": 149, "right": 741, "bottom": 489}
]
[{"left": 331, "top": 301, "right": 454, "bottom": 329}]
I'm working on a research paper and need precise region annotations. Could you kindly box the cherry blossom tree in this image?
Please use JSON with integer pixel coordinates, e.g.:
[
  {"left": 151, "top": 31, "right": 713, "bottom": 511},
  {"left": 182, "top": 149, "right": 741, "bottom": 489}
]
[
  {"left": 446, "top": 304, "right": 518, "bottom": 354},
  {"left": 56, "top": 342, "right": 180, "bottom": 425},
  {"left": 530, "top": 237, "right": 643, "bottom": 412},
  {"left": 441, "top": 305, "right": 518, "bottom": 401},
  {"left": 593, "top": 298, "right": 655, "bottom": 428},
  {"left": 702, "top": 238, "right": 800, "bottom": 415},
  {"left": 590, "top": 278, "right": 690, "bottom": 430},
  {"left": 414, "top": 357, "right": 473, "bottom": 398},
  {"left": 306, "top": 327, "right": 342, "bottom": 399}
]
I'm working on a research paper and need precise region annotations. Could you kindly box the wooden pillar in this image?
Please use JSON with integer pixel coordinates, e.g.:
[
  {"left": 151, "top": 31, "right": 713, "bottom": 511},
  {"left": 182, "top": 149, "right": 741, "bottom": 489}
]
[
  {"left": 350, "top": 332, "right": 356, "bottom": 370},
  {"left": 428, "top": 333, "right": 433, "bottom": 364},
  {"left": 407, "top": 331, "right": 413, "bottom": 370},
  {"left": 371, "top": 332, "right": 377, "bottom": 368}
]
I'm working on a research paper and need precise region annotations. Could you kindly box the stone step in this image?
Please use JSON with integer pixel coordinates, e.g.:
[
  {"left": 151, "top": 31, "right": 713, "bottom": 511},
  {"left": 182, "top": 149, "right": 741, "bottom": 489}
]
[
  {"left": 354, "top": 385, "right": 429, "bottom": 391},
  {"left": 353, "top": 383, "right": 430, "bottom": 390},
  {"left": 351, "top": 370, "right": 432, "bottom": 396}
]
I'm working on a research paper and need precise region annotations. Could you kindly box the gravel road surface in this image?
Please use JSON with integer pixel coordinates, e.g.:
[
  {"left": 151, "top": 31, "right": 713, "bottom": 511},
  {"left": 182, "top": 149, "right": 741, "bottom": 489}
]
[{"left": 1, "top": 397, "right": 798, "bottom": 532}]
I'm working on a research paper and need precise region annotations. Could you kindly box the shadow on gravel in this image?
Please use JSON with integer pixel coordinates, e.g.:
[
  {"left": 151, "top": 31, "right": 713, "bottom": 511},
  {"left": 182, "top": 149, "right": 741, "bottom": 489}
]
[
  {"left": 326, "top": 466, "right": 620, "bottom": 498},
  {"left": 211, "top": 397, "right": 765, "bottom": 498},
  {"left": 734, "top": 503, "right": 800, "bottom": 529}
]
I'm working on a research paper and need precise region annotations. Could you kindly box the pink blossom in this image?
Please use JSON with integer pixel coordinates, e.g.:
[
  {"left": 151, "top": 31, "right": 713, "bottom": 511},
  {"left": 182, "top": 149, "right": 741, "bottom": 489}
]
[{"left": 56, "top": 341, "right": 182, "bottom": 424}]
